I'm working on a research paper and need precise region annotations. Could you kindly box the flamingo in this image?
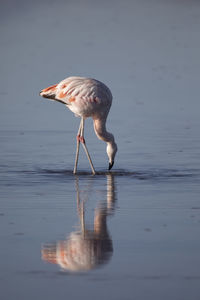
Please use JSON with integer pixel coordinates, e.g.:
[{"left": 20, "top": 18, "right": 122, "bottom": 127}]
[{"left": 40, "top": 76, "right": 117, "bottom": 174}]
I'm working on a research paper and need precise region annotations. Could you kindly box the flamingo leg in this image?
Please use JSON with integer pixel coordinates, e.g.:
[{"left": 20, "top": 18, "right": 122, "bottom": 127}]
[
  {"left": 80, "top": 118, "right": 96, "bottom": 175},
  {"left": 75, "top": 177, "right": 86, "bottom": 236},
  {"left": 73, "top": 119, "right": 82, "bottom": 174}
]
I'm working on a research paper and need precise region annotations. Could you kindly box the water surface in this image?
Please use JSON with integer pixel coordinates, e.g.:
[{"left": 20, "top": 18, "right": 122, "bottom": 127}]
[{"left": 1, "top": 0, "right": 200, "bottom": 299}]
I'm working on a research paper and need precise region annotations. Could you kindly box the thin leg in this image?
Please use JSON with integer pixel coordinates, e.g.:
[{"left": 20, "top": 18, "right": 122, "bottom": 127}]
[
  {"left": 80, "top": 201, "right": 86, "bottom": 236},
  {"left": 80, "top": 118, "right": 96, "bottom": 175},
  {"left": 73, "top": 119, "right": 82, "bottom": 174}
]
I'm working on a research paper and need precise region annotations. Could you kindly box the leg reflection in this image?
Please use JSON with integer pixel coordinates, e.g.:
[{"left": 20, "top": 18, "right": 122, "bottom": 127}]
[{"left": 42, "top": 174, "right": 117, "bottom": 272}]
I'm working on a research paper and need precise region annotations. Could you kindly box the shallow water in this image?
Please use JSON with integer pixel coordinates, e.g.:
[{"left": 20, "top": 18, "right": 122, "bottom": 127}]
[
  {"left": 1, "top": 129, "right": 200, "bottom": 300},
  {"left": 1, "top": 0, "right": 200, "bottom": 299}
]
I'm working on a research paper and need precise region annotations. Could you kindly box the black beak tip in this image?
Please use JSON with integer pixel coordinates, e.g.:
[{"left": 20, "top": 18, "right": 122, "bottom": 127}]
[{"left": 108, "top": 162, "right": 114, "bottom": 170}]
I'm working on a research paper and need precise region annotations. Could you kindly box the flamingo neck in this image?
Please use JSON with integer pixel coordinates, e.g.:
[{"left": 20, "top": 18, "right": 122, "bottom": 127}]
[{"left": 93, "top": 118, "right": 114, "bottom": 144}]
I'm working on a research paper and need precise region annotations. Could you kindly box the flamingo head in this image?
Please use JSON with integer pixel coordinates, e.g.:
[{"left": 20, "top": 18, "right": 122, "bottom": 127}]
[{"left": 107, "top": 141, "right": 117, "bottom": 170}]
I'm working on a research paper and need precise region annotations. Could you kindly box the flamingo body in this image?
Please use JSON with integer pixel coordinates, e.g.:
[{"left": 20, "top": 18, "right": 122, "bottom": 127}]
[{"left": 40, "top": 76, "right": 117, "bottom": 173}]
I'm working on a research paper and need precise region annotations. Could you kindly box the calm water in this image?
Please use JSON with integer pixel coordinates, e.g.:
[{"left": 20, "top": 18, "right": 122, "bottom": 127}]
[
  {"left": 1, "top": 0, "right": 200, "bottom": 299},
  {"left": 1, "top": 128, "right": 200, "bottom": 300}
]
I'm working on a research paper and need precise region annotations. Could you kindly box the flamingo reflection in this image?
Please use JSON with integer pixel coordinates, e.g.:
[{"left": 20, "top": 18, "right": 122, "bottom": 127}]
[{"left": 42, "top": 174, "right": 117, "bottom": 272}]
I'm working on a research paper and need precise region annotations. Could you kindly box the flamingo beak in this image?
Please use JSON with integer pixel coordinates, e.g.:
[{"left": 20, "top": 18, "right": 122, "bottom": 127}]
[{"left": 108, "top": 161, "right": 114, "bottom": 170}]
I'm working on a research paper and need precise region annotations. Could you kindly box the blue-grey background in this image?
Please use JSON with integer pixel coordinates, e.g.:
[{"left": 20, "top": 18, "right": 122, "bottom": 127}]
[{"left": 1, "top": 0, "right": 200, "bottom": 299}]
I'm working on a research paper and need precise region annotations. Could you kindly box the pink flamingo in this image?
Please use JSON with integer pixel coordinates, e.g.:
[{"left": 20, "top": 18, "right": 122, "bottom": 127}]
[{"left": 40, "top": 76, "right": 117, "bottom": 174}]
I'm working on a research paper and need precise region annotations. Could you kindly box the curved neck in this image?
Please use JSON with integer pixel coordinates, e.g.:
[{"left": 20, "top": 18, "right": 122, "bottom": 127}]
[{"left": 93, "top": 118, "right": 114, "bottom": 144}]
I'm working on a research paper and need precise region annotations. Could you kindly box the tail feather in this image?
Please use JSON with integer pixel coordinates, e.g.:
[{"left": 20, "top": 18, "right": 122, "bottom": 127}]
[
  {"left": 42, "top": 84, "right": 57, "bottom": 93},
  {"left": 40, "top": 84, "right": 66, "bottom": 104}
]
